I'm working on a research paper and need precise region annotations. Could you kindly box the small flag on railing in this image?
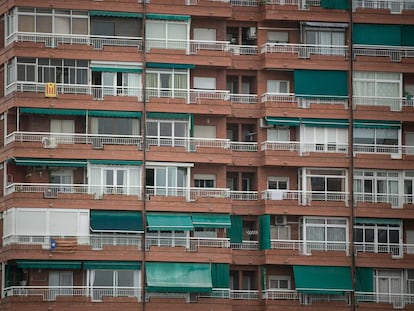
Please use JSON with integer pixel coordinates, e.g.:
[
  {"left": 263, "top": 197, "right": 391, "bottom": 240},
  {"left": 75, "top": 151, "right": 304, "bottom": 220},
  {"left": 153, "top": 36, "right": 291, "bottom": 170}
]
[{"left": 50, "top": 239, "right": 57, "bottom": 250}]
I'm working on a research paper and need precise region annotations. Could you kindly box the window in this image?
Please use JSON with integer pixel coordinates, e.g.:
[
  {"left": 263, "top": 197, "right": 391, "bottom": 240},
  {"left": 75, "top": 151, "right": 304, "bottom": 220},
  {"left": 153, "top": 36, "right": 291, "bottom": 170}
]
[
  {"left": 301, "top": 217, "right": 348, "bottom": 253},
  {"left": 271, "top": 225, "right": 290, "bottom": 240},
  {"left": 267, "top": 80, "right": 289, "bottom": 94},
  {"left": 193, "top": 28, "right": 216, "bottom": 41},
  {"left": 146, "top": 231, "right": 188, "bottom": 247},
  {"left": 305, "top": 27, "right": 345, "bottom": 55},
  {"left": 268, "top": 177, "right": 288, "bottom": 190},
  {"left": 404, "top": 171, "right": 414, "bottom": 204},
  {"left": 90, "top": 117, "right": 140, "bottom": 136},
  {"left": 146, "top": 69, "right": 189, "bottom": 99},
  {"left": 267, "top": 31, "right": 288, "bottom": 43},
  {"left": 354, "top": 170, "right": 400, "bottom": 206},
  {"left": 49, "top": 271, "right": 73, "bottom": 299},
  {"left": 146, "top": 165, "right": 189, "bottom": 196},
  {"left": 267, "top": 127, "right": 290, "bottom": 142},
  {"left": 89, "top": 165, "right": 141, "bottom": 196},
  {"left": 146, "top": 20, "right": 188, "bottom": 50},
  {"left": 353, "top": 72, "right": 402, "bottom": 109},
  {"left": 193, "top": 227, "right": 217, "bottom": 238},
  {"left": 374, "top": 270, "right": 403, "bottom": 306},
  {"left": 194, "top": 174, "right": 216, "bottom": 188},
  {"left": 193, "top": 77, "right": 216, "bottom": 90},
  {"left": 354, "top": 127, "right": 400, "bottom": 148},
  {"left": 50, "top": 169, "right": 73, "bottom": 193},
  {"left": 89, "top": 269, "right": 140, "bottom": 301},
  {"left": 146, "top": 119, "right": 189, "bottom": 147},
  {"left": 354, "top": 223, "right": 401, "bottom": 256},
  {"left": 303, "top": 126, "right": 348, "bottom": 152},
  {"left": 268, "top": 275, "right": 290, "bottom": 290},
  {"left": 302, "top": 168, "right": 347, "bottom": 201},
  {"left": 92, "top": 70, "right": 141, "bottom": 98},
  {"left": 91, "top": 17, "right": 141, "bottom": 37}
]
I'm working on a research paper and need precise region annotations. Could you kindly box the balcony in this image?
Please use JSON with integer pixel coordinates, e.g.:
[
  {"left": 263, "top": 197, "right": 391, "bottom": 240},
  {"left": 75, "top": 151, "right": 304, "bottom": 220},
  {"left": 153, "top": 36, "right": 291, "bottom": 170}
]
[
  {"left": 3, "top": 286, "right": 142, "bottom": 302},
  {"left": 262, "top": 190, "right": 349, "bottom": 205},
  {"left": 353, "top": 45, "right": 414, "bottom": 62},
  {"left": 5, "top": 32, "right": 143, "bottom": 50},
  {"left": 270, "top": 239, "right": 350, "bottom": 255},
  {"left": 146, "top": 39, "right": 231, "bottom": 54},
  {"left": 229, "top": 93, "right": 258, "bottom": 104},
  {"left": 145, "top": 288, "right": 258, "bottom": 301},
  {"left": 354, "top": 242, "right": 414, "bottom": 258},
  {"left": 355, "top": 292, "right": 414, "bottom": 309},
  {"left": 6, "top": 131, "right": 143, "bottom": 149},
  {"left": 146, "top": 136, "right": 230, "bottom": 151},
  {"left": 353, "top": 95, "right": 414, "bottom": 111},
  {"left": 261, "top": 141, "right": 349, "bottom": 154},
  {"left": 145, "top": 236, "right": 230, "bottom": 250},
  {"left": 261, "top": 43, "right": 348, "bottom": 59},
  {"left": 354, "top": 193, "right": 413, "bottom": 208},
  {"left": 353, "top": 143, "right": 414, "bottom": 157},
  {"left": 352, "top": 0, "right": 414, "bottom": 13},
  {"left": 261, "top": 93, "right": 349, "bottom": 109},
  {"left": 262, "top": 290, "right": 352, "bottom": 306}
]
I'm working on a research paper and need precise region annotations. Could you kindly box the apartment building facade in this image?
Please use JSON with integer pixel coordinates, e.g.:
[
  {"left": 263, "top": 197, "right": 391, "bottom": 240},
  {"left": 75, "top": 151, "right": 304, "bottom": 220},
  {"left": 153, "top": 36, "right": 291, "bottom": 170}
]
[{"left": 0, "top": 0, "right": 413, "bottom": 310}]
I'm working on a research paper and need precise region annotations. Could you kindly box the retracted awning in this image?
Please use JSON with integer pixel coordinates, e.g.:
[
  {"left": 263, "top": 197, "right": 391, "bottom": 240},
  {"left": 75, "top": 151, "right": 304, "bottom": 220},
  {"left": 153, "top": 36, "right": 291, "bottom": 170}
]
[
  {"left": 353, "top": 120, "right": 401, "bottom": 129},
  {"left": 14, "top": 158, "right": 87, "bottom": 167},
  {"left": 146, "top": 262, "right": 212, "bottom": 292},
  {"left": 355, "top": 218, "right": 401, "bottom": 226},
  {"left": 90, "top": 210, "right": 143, "bottom": 232},
  {"left": 88, "top": 110, "right": 142, "bottom": 118},
  {"left": 89, "top": 10, "right": 143, "bottom": 18},
  {"left": 302, "top": 118, "right": 349, "bottom": 128},
  {"left": 146, "top": 112, "right": 191, "bottom": 120},
  {"left": 145, "top": 14, "right": 190, "bottom": 21},
  {"left": 192, "top": 214, "right": 231, "bottom": 228},
  {"left": 83, "top": 261, "right": 141, "bottom": 270},
  {"left": 265, "top": 117, "right": 300, "bottom": 127},
  {"left": 293, "top": 265, "right": 352, "bottom": 294},
  {"left": 146, "top": 62, "right": 194, "bottom": 69},
  {"left": 89, "top": 160, "right": 142, "bottom": 166},
  {"left": 90, "top": 67, "right": 142, "bottom": 73},
  {"left": 17, "top": 260, "right": 82, "bottom": 269},
  {"left": 146, "top": 213, "right": 193, "bottom": 231},
  {"left": 20, "top": 107, "right": 86, "bottom": 116}
]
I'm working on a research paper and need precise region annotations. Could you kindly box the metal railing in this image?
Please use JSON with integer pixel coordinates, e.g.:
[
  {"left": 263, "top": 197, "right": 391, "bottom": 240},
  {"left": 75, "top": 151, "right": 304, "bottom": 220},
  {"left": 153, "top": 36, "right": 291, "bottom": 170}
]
[
  {"left": 229, "top": 142, "right": 258, "bottom": 152},
  {"left": 261, "top": 141, "right": 301, "bottom": 152},
  {"left": 145, "top": 236, "right": 230, "bottom": 250},
  {"left": 230, "top": 290, "right": 259, "bottom": 300},
  {"left": 354, "top": 242, "right": 407, "bottom": 257},
  {"left": 355, "top": 292, "right": 414, "bottom": 309},
  {"left": 145, "top": 186, "right": 230, "bottom": 200},
  {"left": 261, "top": 43, "right": 348, "bottom": 58},
  {"left": 145, "top": 136, "right": 230, "bottom": 150},
  {"left": 353, "top": 44, "right": 414, "bottom": 62},
  {"left": 262, "top": 190, "right": 301, "bottom": 201},
  {"left": 6, "top": 131, "right": 143, "bottom": 148},
  {"left": 229, "top": 44, "right": 259, "bottom": 55},
  {"left": 230, "top": 94, "right": 258, "bottom": 104},
  {"left": 229, "top": 190, "right": 258, "bottom": 201},
  {"left": 262, "top": 289, "right": 300, "bottom": 300},
  {"left": 352, "top": 0, "right": 414, "bottom": 12},
  {"left": 3, "top": 286, "right": 141, "bottom": 302},
  {"left": 353, "top": 193, "right": 411, "bottom": 208},
  {"left": 261, "top": 93, "right": 349, "bottom": 108},
  {"left": 270, "top": 239, "right": 349, "bottom": 254},
  {"left": 353, "top": 95, "right": 414, "bottom": 111},
  {"left": 5, "top": 183, "right": 142, "bottom": 198},
  {"left": 5, "top": 32, "right": 143, "bottom": 50},
  {"left": 230, "top": 241, "right": 259, "bottom": 250}
]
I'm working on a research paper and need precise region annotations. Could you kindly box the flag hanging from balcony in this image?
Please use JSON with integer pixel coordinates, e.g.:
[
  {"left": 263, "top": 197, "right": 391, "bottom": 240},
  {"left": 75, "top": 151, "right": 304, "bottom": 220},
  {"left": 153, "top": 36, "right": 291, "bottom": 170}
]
[{"left": 45, "top": 82, "right": 57, "bottom": 98}]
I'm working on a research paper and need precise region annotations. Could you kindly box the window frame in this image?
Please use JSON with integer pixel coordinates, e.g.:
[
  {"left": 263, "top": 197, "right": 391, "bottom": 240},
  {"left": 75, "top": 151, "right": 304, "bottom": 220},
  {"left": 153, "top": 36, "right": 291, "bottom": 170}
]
[{"left": 268, "top": 275, "right": 291, "bottom": 290}]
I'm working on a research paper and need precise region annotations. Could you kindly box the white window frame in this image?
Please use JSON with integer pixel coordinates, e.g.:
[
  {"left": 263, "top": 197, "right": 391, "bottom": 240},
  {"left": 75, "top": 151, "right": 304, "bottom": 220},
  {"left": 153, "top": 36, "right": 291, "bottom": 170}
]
[
  {"left": 146, "top": 68, "right": 189, "bottom": 99},
  {"left": 301, "top": 126, "right": 348, "bottom": 153},
  {"left": 194, "top": 174, "right": 216, "bottom": 188},
  {"left": 267, "top": 31, "right": 288, "bottom": 43},
  {"left": 304, "top": 27, "right": 346, "bottom": 55},
  {"left": 268, "top": 275, "right": 291, "bottom": 290},
  {"left": 374, "top": 269, "right": 404, "bottom": 307},
  {"left": 267, "top": 126, "right": 290, "bottom": 142},
  {"left": 353, "top": 127, "right": 401, "bottom": 150},
  {"left": 145, "top": 19, "right": 189, "bottom": 51},
  {"left": 146, "top": 118, "right": 189, "bottom": 147},
  {"left": 146, "top": 230, "right": 189, "bottom": 248},
  {"left": 193, "top": 77, "right": 216, "bottom": 90},
  {"left": 301, "top": 216, "right": 348, "bottom": 254},
  {"left": 267, "top": 177, "right": 289, "bottom": 190},
  {"left": 267, "top": 80, "right": 289, "bottom": 94},
  {"left": 270, "top": 225, "right": 291, "bottom": 240}
]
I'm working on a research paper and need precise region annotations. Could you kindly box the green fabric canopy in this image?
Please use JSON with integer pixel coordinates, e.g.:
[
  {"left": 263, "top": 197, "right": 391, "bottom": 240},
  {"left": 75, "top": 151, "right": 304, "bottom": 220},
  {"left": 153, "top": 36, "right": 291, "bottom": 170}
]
[
  {"left": 302, "top": 118, "right": 349, "bottom": 128},
  {"left": 83, "top": 261, "right": 141, "bottom": 270},
  {"left": 355, "top": 267, "right": 374, "bottom": 292},
  {"left": 192, "top": 214, "right": 231, "bottom": 228},
  {"left": 146, "top": 62, "right": 195, "bottom": 69},
  {"left": 402, "top": 25, "right": 414, "bottom": 46},
  {"left": 14, "top": 158, "right": 87, "bottom": 167},
  {"left": 293, "top": 265, "right": 353, "bottom": 294},
  {"left": 321, "top": 0, "right": 349, "bottom": 9},
  {"left": 146, "top": 262, "right": 212, "bottom": 292},
  {"left": 20, "top": 107, "right": 86, "bottom": 116},
  {"left": 265, "top": 117, "right": 300, "bottom": 127},
  {"left": 294, "top": 70, "right": 348, "bottom": 97},
  {"left": 146, "top": 213, "right": 193, "bottom": 231},
  {"left": 89, "top": 159, "right": 142, "bottom": 166},
  {"left": 88, "top": 110, "right": 142, "bottom": 118},
  {"left": 146, "top": 112, "right": 191, "bottom": 120},
  {"left": 353, "top": 120, "right": 401, "bottom": 129},
  {"left": 17, "top": 260, "right": 82, "bottom": 269},
  {"left": 259, "top": 215, "right": 271, "bottom": 250},
  {"left": 354, "top": 218, "right": 401, "bottom": 226},
  {"left": 227, "top": 215, "right": 243, "bottom": 243},
  {"left": 90, "top": 210, "right": 143, "bottom": 232},
  {"left": 145, "top": 14, "right": 190, "bottom": 21},
  {"left": 211, "top": 264, "right": 229, "bottom": 288},
  {"left": 90, "top": 10, "right": 143, "bottom": 18},
  {"left": 353, "top": 24, "right": 402, "bottom": 46},
  {"left": 90, "top": 67, "right": 142, "bottom": 73}
]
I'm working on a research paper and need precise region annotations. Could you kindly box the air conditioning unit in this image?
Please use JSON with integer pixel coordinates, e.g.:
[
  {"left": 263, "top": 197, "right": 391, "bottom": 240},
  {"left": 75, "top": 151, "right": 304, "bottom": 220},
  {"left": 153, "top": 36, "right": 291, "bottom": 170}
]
[
  {"left": 275, "top": 215, "right": 287, "bottom": 226},
  {"left": 44, "top": 188, "right": 58, "bottom": 199},
  {"left": 42, "top": 137, "right": 58, "bottom": 149},
  {"left": 247, "top": 27, "right": 257, "bottom": 39}
]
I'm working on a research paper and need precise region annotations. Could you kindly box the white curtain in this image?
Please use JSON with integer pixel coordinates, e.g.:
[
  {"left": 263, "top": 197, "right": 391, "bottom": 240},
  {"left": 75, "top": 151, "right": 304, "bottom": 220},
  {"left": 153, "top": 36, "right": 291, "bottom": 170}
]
[{"left": 89, "top": 166, "right": 102, "bottom": 196}]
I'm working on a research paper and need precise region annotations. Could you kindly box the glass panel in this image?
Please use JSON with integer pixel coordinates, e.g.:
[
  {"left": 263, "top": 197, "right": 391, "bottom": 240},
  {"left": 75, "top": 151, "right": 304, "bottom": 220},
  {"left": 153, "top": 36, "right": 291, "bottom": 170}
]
[
  {"left": 18, "top": 15, "right": 35, "bottom": 32},
  {"left": 37, "top": 16, "right": 52, "bottom": 33}
]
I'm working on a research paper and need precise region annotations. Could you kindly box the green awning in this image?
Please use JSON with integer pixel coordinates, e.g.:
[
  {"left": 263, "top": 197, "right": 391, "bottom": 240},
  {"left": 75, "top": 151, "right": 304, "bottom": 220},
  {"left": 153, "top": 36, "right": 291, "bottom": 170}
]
[
  {"left": 89, "top": 159, "right": 142, "bottom": 166},
  {"left": 259, "top": 215, "right": 271, "bottom": 250},
  {"left": 17, "top": 260, "right": 82, "bottom": 269},
  {"left": 265, "top": 117, "right": 300, "bottom": 127},
  {"left": 90, "top": 210, "right": 143, "bottom": 232},
  {"left": 146, "top": 262, "right": 212, "bottom": 292},
  {"left": 83, "top": 261, "right": 141, "bottom": 270},
  {"left": 353, "top": 120, "right": 401, "bottom": 129},
  {"left": 146, "top": 213, "right": 193, "bottom": 231},
  {"left": 146, "top": 14, "right": 190, "bottom": 21},
  {"left": 20, "top": 107, "right": 86, "bottom": 116},
  {"left": 192, "top": 214, "right": 231, "bottom": 228},
  {"left": 146, "top": 62, "right": 195, "bottom": 69},
  {"left": 211, "top": 264, "right": 229, "bottom": 288},
  {"left": 88, "top": 110, "right": 142, "bottom": 118},
  {"left": 353, "top": 24, "right": 402, "bottom": 46},
  {"left": 147, "top": 112, "right": 190, "bottom": 120},
  {"left": 227, "top": 215, "right": 243, "bottom": 244},
  {"left": 302, "top": 118, "right": 349, "bottom": 128},
  {"left": 90, "top": 10, "right": 143, "bottom": 18},
  {"left": 14, "top": 158, "right": 87, "bottom": 167},
  {"left": 321, "top": 0, "right": 349, "bottom": 9},
  {"left": 402, "top": 25, "right": 414, "bottom": 46},
  {"left": 356, "top": 267, "right": 374, "bottom": 292},
  {"left": 294, "top": 70, "right": 348, "bottom": 97},
  {"left": 355, "top": 218, "right": 401, "bottom": 226},
  {"left": 293, "top": 266, "right": 352, "bottom": 294},
  {"left": 90, "top": 67, "right": 142, "bottom": 73}
]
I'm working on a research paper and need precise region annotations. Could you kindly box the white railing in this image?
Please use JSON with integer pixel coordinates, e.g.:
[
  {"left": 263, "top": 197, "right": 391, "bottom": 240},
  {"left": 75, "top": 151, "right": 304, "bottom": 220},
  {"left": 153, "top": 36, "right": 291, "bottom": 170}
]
[
  {"left": 229, "top": 94, "right": 258, "bottom": 104},
  {"left": 230, "top": 290, "right": 259, "bottom": 299},
  {"left": 261, "top": 141, "right": 301, "bottom": 152},
  {"left": 262, "top": 190, "right": 301, "bottom": 201},
  {"left": 5, "top": 81, "right": 142, "bottom": 99},
  {"left": 261, "top": 93, "right": 297, "bottom": 103},
  {"left": 353, "top": 45, "right": 414, "bottom": 62},
  {"left": 5, "top": 32, "right": 143, "bottom": 50},
  {"left": 189, "top": 89, "right": 230, "bottom": 102},
  {"left": 230, "top": 0, "right": 259, "bottom": 6},
  {"left": 5, "top": 183, "right": 142, "bottom": 198},
  {"left": 145, "top": 136, "right": 230, "bottom": 150},
  {"left": 354, "top": 193, "right": 411, "bottom": 208},
  {"left": 352, "top": 0, "right": 414, "bottom": 12},
  {"left": 199, "top": 288, "right": 230, "bottom": 299},
  {"left": 229, "top": 44, "right": 259, "bottom": 55},
  {"left": 89, "top": 234, "right": 142, "bottom": 250},
  {"left": 265, "top": 0, "right": 299, "bottom": 4},
  {"left": 355, "top": 292, "right": 414, "bottom": 308},
  {"left": 6, "top": 131, "right": 143, "bottom": 148},
  {"left": 303, "top": 241, "right": 350, "bottom": 254},
  {"left": 354, "top": 242, "right": 406, "bottom": 257},
  {"left": 229, "top": 142, "right": 258, "bottom": 152},
  {"left": 303, "top": 191, "right": 349, "bottom": 204},
  {"left": 147, "top": 38, "right": 231, "bottom": 54},
  {"left": 261, "top": 92, "right": 349, "bottom": 108},
  {"left": 261, "top": 43, "right": 348, "bottom": 58},
  {"left": 230, "top": 241, "right": 259, "bottom": 250},
  {"left": 301, "top": 143, "right": 349, "bottom": 153},
  {"left": 146, "top": 186, "right": 230, "bottom": 200},
  {"left": 353, "top": 95, "right": 413, "bottom": 111},
  {"left": 262, "top": 289, "right": 300, "bottom": 300},
  {"left": 3, "top": 286, "right": 141, "bottom": 302},
  {"left": 189, "top": 40, "right": 231, "bottom": 54},
  {"left": 229, "top": 190, "right": 258, "bottom": 200},
  {"left": 145, "top": 236, "right": 230, "bottom": 250}
]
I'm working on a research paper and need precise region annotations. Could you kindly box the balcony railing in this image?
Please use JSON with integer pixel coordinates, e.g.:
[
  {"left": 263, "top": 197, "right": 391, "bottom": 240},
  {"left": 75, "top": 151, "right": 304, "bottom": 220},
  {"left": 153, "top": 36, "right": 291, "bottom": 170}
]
[
  {"left": 229, "top": 190, "right": 258, "bottom": 200},
  {"left": 230, "top": 93, "right": 258, "bottom": 104},
  {"left": 145, "top": 136, "right": 230, "bottom": 150},
  {"left": 230, "top": 290, "right": 260, "bottom": 300},
  {"left": 6, "top": 131, "right": 143, "bottom": 148},
  {"left": 261, "top": 43, "right": 348, "bottom": 58},
  {"left": 229, "top": 142, "right": 258, "bottom": 152},
  {"left": 3, "top": 286, "right": 141, "bottom": 302},
  {"left": 353, "top": 144, "right": 414, "bottom": 155},
  {"left": 354, "top": 193, "right": 413, "bottom": 208},
  {"left": 146, "top": 186, "right": 230, "bottom": 200},
  {"left": 352, "top": 0, "right": 414, "bottom": 13},
  {"left": 261, "top": 93, "right": 349, "bottom": 108},
  {"left": 5, "top": 32, "right": 143, "bottom": 50},
  {"left": 145, "top": 236, "right": 230, "bottom": 250},
  {"left": 270, "top": 239, "right": 350, "bottom": 254},
  {"left": 229, "top": 44, "right": 259, "bottom": 55},
  {"left": 353, "top": 44, "right": 414, "bottom": 62},
  {"left": 262, "top": 289, "right": 300, "bottom": 300},
  {"left": 5, "top": 183, "right": 142, "bottom": 198},
  {"left": 262, "top": 190, "right": 349, "bottom": 205},
  {"left": 355, "top": 292, "right": 414, "bottom": 309},
  {"left": 261, "top": 141, "right": 348, "bottom": 153},
  {"left": 354, "top": 242, "right": 409, "bottom": 257},
  {"left": 353, "top": 95, "right": 414, "bottom": 111}
]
